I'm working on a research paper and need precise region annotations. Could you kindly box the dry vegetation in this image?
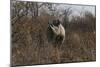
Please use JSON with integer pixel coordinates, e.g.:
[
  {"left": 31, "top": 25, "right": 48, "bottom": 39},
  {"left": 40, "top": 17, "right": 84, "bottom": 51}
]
[
  {"left": 11, "top": 1, "right": 96, "bottom": 66},
  {"left": 11, "top": 15, "right": 96, "bottom": 66}
]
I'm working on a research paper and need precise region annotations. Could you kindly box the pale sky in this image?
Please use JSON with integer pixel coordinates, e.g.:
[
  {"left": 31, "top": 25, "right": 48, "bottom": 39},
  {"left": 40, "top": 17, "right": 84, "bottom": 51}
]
[{"left": 56, "top": 4, "right": 96, "bottom": 16}]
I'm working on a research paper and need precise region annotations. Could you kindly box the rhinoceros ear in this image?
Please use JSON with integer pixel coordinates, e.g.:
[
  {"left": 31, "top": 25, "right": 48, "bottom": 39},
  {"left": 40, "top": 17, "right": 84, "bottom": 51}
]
[{"left": 57, "top": 19, "right": 61, "bottom": 25}]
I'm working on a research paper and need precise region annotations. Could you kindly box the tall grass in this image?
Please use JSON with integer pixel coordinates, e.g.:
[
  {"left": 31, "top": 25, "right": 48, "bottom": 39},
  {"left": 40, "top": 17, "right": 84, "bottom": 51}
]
[{"left": 11, "top": 12, "right": 96, "bottom": 66}]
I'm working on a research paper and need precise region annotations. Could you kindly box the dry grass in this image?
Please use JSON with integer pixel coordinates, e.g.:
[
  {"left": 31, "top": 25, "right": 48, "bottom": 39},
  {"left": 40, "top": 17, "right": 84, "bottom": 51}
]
[{"left": 11, "top": 16, "right": 96, "bottom": 66}]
